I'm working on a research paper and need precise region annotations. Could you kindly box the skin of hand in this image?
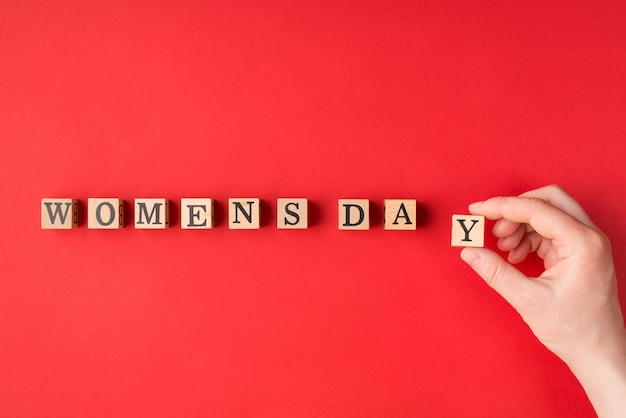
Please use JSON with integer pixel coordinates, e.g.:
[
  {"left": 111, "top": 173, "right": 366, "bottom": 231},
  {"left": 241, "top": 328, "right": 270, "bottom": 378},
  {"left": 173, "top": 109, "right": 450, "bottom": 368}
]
[{"left": 460, "top": 185, "right": 626, "bottom": 418}]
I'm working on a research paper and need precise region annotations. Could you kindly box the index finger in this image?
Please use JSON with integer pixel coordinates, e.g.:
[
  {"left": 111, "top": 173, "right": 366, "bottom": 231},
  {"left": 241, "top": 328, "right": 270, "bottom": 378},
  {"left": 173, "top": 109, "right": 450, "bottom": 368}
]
[{"left": 468, "top": 196, "right": 587, "bottom": 246}]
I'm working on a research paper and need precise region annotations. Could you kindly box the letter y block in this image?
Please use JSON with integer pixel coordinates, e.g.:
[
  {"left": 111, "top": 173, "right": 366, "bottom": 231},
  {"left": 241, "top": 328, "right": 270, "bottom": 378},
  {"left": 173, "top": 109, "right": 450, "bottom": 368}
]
[{"left": 451, "top": 214, "right": 485, "bottom": 247}]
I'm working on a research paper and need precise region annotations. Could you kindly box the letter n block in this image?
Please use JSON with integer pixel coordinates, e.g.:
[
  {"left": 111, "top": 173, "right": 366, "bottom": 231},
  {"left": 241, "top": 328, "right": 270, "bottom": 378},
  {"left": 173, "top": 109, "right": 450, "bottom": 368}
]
[
  {"left": 451, "top": 214, "right": 485, "bottom": 247},
  {"left": 338, "top": 199, "right": 369, "bottom": 230},
  {"left": 384, "top": 199, "right": 417, "bottom": 230},
  {"left": 41, "top": 198, "right": 78, "bottom": 229},
  {"left": 229, "top": 198, "right": 260, "bottom": 229},
  {"left": 88, "top": 198, "right": 123, "bottom": 229},
  {"left": 134, "top": 198, "right": 169, "bottom": 229},
  {"left": 181, "top": 198, "right": 214, "bottom": 229},
  {"left": 277, "top": 198, "right": 308, "bottom": 229}
]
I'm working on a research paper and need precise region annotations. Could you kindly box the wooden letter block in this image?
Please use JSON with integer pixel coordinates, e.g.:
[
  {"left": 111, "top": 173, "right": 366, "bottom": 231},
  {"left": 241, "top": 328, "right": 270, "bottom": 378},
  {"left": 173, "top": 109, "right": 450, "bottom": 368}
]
[
  {"left": 277, "top": 198, "right": 308, "bottom": 229},
  {"left": 384, "top": 199, "right": 417, "bottom": 230},
  {"left": 134, "top": 198, "right": 169, "bottom": 229},
  {"left": 41, "top": 198, "right": 78, "bottom": 229},
  {"left": 88, "top": 198, "right": 123, "bottom": 229},
  {"left": 229, "top": 198, "right": 260, "bottom": 229},
  {"left": 451, "top": 214, "right": 485, "bottom": 247},
  {"left": 181, "top": 198, "right": 214, "bottom": 229},
  {"left": 338, "top": 199, "right": 369, "bottom": 230}
]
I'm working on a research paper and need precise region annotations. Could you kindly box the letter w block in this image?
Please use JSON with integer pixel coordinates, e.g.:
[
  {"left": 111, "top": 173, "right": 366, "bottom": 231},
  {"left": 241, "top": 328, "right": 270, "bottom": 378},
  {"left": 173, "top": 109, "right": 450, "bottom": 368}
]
[{"left": 41, "top": 198, "right": 78, "bottom": 229}]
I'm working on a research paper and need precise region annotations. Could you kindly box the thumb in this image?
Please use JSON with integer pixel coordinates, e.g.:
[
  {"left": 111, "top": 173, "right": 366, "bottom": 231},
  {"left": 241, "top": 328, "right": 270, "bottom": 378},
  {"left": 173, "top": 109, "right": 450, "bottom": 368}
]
[{"left": 460, "top": 247, "right": 535, "bottom": 311}]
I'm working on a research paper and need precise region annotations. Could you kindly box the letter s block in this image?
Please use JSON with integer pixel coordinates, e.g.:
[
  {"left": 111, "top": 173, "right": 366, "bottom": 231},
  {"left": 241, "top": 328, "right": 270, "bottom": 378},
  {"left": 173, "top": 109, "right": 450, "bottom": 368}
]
[
  {"left": 41, "top": 198, "right": 78, "bottom": 229},
  {"left": 277, "top": 198, "right": 308, "bottom": 229},
  {"left": 134, "top": 198, "right": 169, "bottom": 229},
  {"left": 88, "top": 198, "right": 123, "bottom": 229},
  {"left": 451, "top": 214, "right": 485, "bottom": 247}
]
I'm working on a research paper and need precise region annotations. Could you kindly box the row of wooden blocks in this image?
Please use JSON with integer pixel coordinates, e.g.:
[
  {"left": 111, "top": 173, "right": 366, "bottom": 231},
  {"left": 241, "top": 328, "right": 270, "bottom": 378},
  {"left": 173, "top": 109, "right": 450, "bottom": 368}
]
[{"left": 41, "top": 198, "right": 484, "bottom": 246}]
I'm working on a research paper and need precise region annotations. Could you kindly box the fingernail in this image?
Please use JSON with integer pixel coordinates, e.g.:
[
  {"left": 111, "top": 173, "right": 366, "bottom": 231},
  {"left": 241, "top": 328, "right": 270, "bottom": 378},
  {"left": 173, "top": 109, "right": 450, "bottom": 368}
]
[
  {"left": 460, "top": 248, "right": 481, "bottom": 266},
  {"left": 468, "top": 201, "right": 485, "bottom": 211}
]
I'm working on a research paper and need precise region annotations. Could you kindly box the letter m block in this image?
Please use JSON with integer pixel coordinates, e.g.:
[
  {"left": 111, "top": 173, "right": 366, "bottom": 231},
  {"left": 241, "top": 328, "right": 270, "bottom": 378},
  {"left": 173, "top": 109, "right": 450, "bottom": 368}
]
[
  {"left": 41, "top": 198, "right": 78, "bottom": 229},
  {"left": 134, "top": 198, "right": 169, "bottom": 229}
]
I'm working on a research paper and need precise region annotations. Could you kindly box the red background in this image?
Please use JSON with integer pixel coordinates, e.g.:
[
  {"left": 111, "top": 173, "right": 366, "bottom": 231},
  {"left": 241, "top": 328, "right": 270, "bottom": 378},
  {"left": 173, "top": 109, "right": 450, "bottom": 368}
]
[{"left": 2, "top": 1, "right": 625, "bottom": 416}]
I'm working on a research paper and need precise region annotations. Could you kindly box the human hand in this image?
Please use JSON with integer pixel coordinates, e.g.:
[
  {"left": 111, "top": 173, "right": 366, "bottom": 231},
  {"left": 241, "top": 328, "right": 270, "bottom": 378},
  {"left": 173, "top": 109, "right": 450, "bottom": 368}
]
[{"left": 460, "top": 185, "right": 626, "bottom": 417}]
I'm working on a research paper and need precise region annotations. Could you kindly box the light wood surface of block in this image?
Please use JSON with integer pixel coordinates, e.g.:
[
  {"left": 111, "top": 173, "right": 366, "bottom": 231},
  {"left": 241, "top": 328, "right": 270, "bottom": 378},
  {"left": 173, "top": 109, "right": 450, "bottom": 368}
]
[
  {"left": 229, "top": 198, "right": 260, "bottom": 229},
  {"left": 134, "top": 198, "right": 169, "bottom": 229},
  {"left": 181, "top": 198, "right": 214, "bottom": 229},
  {"left": 88, "top": 198, "right": 123, "bottom": 229},
  {"left": 451, "top": 214, "right": 485, "bottom": 247},
  {"left": 41, "top": 198, "right": 78, "bottom": 229},
  {"left": 384, "top": 199, "right": 417, "bottom": 230},
  {"left": 277, "top": 198, "right": 308, "bottom": 229},
  {"left": 338, "top": 199, "right": 369, "bottom": 230}
]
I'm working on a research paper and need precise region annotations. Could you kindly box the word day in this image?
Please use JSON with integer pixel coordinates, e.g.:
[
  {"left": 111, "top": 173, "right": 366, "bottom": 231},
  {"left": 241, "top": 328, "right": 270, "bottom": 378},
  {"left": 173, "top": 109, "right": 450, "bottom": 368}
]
[{"left": 40, "top": 198, "right": 484, "bottom": 246}]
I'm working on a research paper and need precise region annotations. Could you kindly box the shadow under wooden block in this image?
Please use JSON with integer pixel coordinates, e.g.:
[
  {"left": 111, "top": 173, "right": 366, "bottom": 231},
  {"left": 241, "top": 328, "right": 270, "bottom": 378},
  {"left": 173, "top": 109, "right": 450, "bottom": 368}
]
[
  {"left": 384, "top": 199, "right": 417, "bottom": 230},
  {"left": 181, "top": 198, "right": 214, "bottom": 229},
  {"left": 277, "top": 198, "right": 308, "bottom": 229},
  {"left": 134, "top": 198, "right": 169, "bottom": 229},
  {"left": 41, "top": 198, "right": 78, "bottom": 229},
  {"left": 228, "top": 198, "right": 261, "bottom": 229},
  {"left": 338, "top": 199, "right": 370, "bottom": 230},
  {"left": 88, "top": 198, "right": 123, "bottom": 229},
  {"left": 451, "top": 214, "right": 485, "bottom": 247}
]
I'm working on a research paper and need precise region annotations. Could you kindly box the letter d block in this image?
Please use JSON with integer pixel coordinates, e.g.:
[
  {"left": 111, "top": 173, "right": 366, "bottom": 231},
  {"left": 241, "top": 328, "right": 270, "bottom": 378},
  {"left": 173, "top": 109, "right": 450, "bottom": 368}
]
[
  {"left": 229, "top": 198, "right": 260, "bottom": 229},
  {"left": 41, "top": 198, "right": 78, "bottom": 229},
  {"left": 277, "top": 198, "right": 308, "bottom": 229},
  {"left": 384, "top": 199, "right": 417, "bottom": 230},
  {"left": 134, "top": 198, "right": 169, "bottom": 229},
  {"left": 181, "top": 198, "right": 214, "bottom": 229},
  {"left": 338, "top": 199, "right": 369, "bottom": 230},
  {"left": 88, "top": 198, "right": 123, "bottom": 229},
  {"left": 451, "top": 214, "right": 485, "bottom": 247}
]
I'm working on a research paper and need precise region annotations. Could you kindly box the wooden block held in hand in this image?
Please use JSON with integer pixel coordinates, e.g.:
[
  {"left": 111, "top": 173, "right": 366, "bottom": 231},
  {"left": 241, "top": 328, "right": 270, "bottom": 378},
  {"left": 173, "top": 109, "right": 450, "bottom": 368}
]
[
  {"left": 134, "top": 198, "right": 169, "bottom": 229},
  {"left": 338, "top": 199, "right": 369, "bottom": 230},
  {"left": 88, "top": 198, "right": 123, "bottom": 229},
  {"left": 229, "top": 198, "right": 260, "bottom": 229},
  {"left": 277, "top": 198, "right": 308, "bottom": 229},
  {"left": 181, "top": 198, "right": 214, "bottom": 229},
  {"left": 451, "top": 214, "right": 485, "bottom": 247},
  {"left": 41, "top": 198, "right": 78, "bottom": 229},
  {"left": 384, "top": 199, "right": 417, "bottom": 230}
]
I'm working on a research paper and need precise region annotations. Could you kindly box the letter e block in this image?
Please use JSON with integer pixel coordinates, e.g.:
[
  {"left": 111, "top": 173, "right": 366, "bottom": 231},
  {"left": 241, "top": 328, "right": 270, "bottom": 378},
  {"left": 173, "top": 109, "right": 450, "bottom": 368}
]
[
  {"left": 338, "top": 199, "right": 369, "bottom": 230},
  {"left": 229, "top": 198, "right": 260, "bottom": 229},
  {"left": 134, "top": 198, "right": 169, "bottom": 229},
  {"left": 384, "top": 199, "right": 417, "bottom": 230},
  {"left": 41, "top": 198, "right": 78, "bottom": 229},
  {"left": 181, "top": 198, "right": 214, "bottom": 229},
  {"left": 451, "top": 214, "right": 485, "bottom": 247},
  {"left": 277, "top": 198, "right": 308, "bottom": 229},
  {"left": 88, "top": 198, "right": 123, "bottom": 229}
]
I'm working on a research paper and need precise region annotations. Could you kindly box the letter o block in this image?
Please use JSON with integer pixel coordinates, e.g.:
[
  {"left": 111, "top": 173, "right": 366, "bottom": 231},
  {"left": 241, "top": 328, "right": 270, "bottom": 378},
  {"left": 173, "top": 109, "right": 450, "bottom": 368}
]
[{"left": 88, "top": 198, "right": 123, "bottom": 229}]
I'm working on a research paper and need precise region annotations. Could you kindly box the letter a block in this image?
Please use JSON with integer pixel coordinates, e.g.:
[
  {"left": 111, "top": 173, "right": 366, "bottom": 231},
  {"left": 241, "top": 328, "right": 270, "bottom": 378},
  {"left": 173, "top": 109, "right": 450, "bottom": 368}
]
[
  {"left": 134, "top": 198, "right": 169, "bottom": 229},
  {"left": 181, "top": 198, "right": 214, "bottom": 229},
  {"left": 451, "top": 214, "right": 485, "bottom": 247},
  {"left": 277, "top": 198, "right": 308, "bottom": 229},
  {"left": 88, "top": 198, "right": 123, "bottom": 229},
  {"left": 338, "top": 199, "right": 369, "bottom": 230},
  {"left": 384, "top": 199, "right": 417, "bottom": 230},
  {"left": 41, "top": 198, "right": 78, "bottom": 229},
  {"left": 229, "top": 198, "right": 260, "bottom": 229}
]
